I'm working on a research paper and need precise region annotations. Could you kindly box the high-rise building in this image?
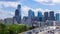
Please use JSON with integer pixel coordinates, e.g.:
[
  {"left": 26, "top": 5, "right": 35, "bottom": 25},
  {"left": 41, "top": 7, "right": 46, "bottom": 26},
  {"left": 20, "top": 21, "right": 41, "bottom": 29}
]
[
  {"left": 17, "top": 4, "right": 21, "bottom": 16},
  {"left": 15, "top": 9, "right": 19, "bottom": 16},
  {"left": 44, "top": 12, "right": 48, "bottom": 22},
  {"left": 21, "top": 16, "right": 28, "bottom": 24},
  {"left": 49, "top": 11, "right": 55, "bottom": 20},
  {"left": 55, "top": 13, "right": 60, "bottom": 21},
  {"left": 37, "top": 11, "right": 43, "bottom": 21},
  {"left": 28, "top": 10, "right": 35, "bottom": 19},
  {"left": 14, "top": 4, "right": 21, "bottom": 24},
  {"left": 28, "top": 10, "right": 35, "bottom": 26}
]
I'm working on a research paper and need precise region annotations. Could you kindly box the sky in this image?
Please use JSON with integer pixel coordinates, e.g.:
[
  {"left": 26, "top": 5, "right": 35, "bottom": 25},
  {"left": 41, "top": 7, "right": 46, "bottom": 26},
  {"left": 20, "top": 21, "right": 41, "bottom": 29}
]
[{"left": 0, "top": 0, "right": 60, "bottom": 19}]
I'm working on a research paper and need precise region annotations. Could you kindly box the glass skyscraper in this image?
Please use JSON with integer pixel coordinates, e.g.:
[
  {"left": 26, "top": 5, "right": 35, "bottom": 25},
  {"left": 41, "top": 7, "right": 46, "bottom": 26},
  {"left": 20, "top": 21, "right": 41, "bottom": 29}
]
[
  {"left": 49, "top": 11, "right": 55, "bottom": 20},
  {"left": 14, "top": 4, "right": 21, "bottom": 24},
  {"left": 44, "top": 12, "right": 48, "bottom": 22},
  {"left": 55, "top": 13, "right": 60, "bottom": 21},
  {"left": 28, "top": 10, "right": 35, "bottom": 19},
  {"left": 17, "top": 5, "right": 21, "bottom": 16},
  {"left": 37, "top": 11, "right": 43, "bottom": 21},
  {"left": 28, "top": 10, "right": 35, "bottom": 26},
  {"left": 15, "top": 9, "right": 19, "bottom": 16}
]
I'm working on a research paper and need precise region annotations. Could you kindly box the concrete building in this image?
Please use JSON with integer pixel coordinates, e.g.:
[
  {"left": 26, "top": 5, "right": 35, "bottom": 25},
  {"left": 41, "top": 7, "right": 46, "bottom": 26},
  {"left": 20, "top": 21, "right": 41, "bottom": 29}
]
[{"left": 4, "top": 18, "right": 15, "bottom": 25}]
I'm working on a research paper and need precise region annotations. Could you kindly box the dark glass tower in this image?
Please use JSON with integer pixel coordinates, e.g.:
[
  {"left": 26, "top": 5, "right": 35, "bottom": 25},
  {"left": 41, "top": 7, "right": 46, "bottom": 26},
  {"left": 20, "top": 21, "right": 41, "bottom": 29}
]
[
  {"left": 37, "top": 11, "right": 43, "bottom": 21},
  {"left": 55, "top": 13, "right": 60, "bottom": 21},
  {"left": 44, "top": 12, "right": 48, "bottom": 22},
  {"left": 28, "top": 10, "right": 35, "bottom": 27},
  {"left": 28, "top": 10, "right": 35, "bottom": 19},
  {"left": 15, "top": 9, "right": 19, "bottom": 16},
  {"left": 14, "top": 4, "right": 21, "bottom": 24},
  {"left": 49, "top": 11, "right": 55, "bottom": 20},
  {"left": 17, "top": 4, "right": 21, "bottom": 16}
]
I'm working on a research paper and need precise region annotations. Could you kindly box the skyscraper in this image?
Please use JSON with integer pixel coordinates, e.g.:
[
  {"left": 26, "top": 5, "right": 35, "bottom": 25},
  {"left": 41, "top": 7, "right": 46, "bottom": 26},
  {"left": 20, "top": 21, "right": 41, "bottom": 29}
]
[
  {"left": 44, "top": 12, "right": 48, "bottom": 22},
  {"left": 15, "top": 9, "right": 19, "bottom": 16},
  {"left": 28, "top": 10, "right": 35, "bottom": 26},
  {"left": 14, "top": 4, "right": 21, "bottom": 24},
  {"left": 55, "top": 13, "right": 60, "bottom": 21},
  {"left": 17, "top": 4, "right": 21, "bottom": 16},
  {"left": 37, "top": 11, "right": 43, "bottom": 21},
  {"left": 49, "top": 11, "right": 55, "bottom": 20},
  {"left": 28, "top": 10, "right": 35, "bottom": 19}
]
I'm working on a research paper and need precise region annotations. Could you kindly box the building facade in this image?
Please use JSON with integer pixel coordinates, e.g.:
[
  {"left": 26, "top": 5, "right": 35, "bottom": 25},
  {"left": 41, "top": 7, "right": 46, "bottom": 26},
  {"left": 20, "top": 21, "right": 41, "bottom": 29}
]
[
  {"left": 14, "top": 4, "right": 21, "bottom": 24},
  {"left": 55, "top": 13, "right": 60, "bottom": 21},
  {"left": 37, "top": 11, "right": 43, "bottom": 21},
  {"left": 44, "top": 12, "right": 49, "bottom": 22},
  {"left": 49, "top": 11, "right": 55, "bottom": 20}
]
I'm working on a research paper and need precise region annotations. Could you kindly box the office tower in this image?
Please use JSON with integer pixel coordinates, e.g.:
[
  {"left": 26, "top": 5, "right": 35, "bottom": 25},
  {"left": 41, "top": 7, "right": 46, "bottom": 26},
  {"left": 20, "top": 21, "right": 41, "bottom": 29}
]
[
  {"left": 28, "top": 10, "right": 35, "bottom": 26},
  {"left": 21, "top": 16, "right": 28, "bottom": 24},
  {"left": 17, "top": 4, "right": 21, "bottom": 23},
  {"left": 14, "top": 4, "right": 21, "bottom": 24},
  {"left": 15, "top": 9, "right": 19, "bottom": 16},
  {"left": 28, "top": 10, "right": 35, "bottom": 19},
  {"left": 17, "top": 4, "right": 21, "bottom": 16},
  {"left": 37, "top": 11, "right": 43, "bottom": 21},
  {"left": 44, "top": 12, "right": 48, "bottom": 22},
  {"left": 49, "top": 11, "right": 55, "bottom": 20},
  {"left": 55, "top": 13, "right": 60, "bottom": 21}
]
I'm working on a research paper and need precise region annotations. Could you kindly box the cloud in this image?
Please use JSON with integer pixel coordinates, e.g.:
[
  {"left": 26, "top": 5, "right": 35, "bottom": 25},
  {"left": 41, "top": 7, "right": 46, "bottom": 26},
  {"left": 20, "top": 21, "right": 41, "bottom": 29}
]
[
  {"left": 21, "top": 6, "right": 52, "bottom": 16},
  {"left": 21, "top": 6, "right": 31, "bottom": 17},
  {"left": 0, "top": 9, "right": 14, "bottom": 19},
  {"left": 0, "top": 1, "right": 22, "bottom": 19},
  {"left": 0, "top": 1, "right": 21, "bottom": 19},
  {"left": 21, "top": 6, "right": 60, "bottom": 16},
  {"left": 21, "top": 6, "right": 50, "bottom": 13},
  {"left": 34, "top": 0, "right": 60, "bottom": 5},
  {"left": 21, "top": 6, "right": 31, "bottom": 12},
  {"left": 0, "top": 1, "right": 21, "bottom": 8}
]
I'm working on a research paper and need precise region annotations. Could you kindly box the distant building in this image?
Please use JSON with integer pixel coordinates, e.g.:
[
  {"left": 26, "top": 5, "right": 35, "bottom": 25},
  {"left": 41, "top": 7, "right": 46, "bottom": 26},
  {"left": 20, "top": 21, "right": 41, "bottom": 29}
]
[
  {"left": 21, "top": 16, "right": 28, "bottom": 24},
  {"left": 17, "top": 4, "right": 21, "bottom": 17},
  {"left": 13, "top": 17, "right": 18, "bottom": 24},
  {"left": 15, "top": 9, "right": 19, "bottom": 17},
  {"left": 20, "top": 10, "right": 35, "bottom": 26},
  {"left": 37, "top": 11, "right": 43, "bottom": 21},
  {"left": 43, "top": 12, "right": 49, "bottom": 22},
  {"left": 4, "top": 18, "right": 14, "bottom": 24},
  {"left": 28, "top": 10, "right": 35, "bottom": 26},
  {"left": 14, "top": 4, "right": 21, "bottom": 24},
  {"left": 46, "top": 20, "right": 54, "bottom": 26},
  {"left": 32, "top": 16, "right": 39, "bottom": 27},
  {"left": 28, "top": 10, "right": 35, "bottom": 19},
  {"left": 49, "top": 11, "right": 55, "bottom": 20},
  {"left": 53, "top": 21, "right": 60, "bottom": 26},
  {"left": 55, "top": 13, "right": 60, "bottom": 21}
]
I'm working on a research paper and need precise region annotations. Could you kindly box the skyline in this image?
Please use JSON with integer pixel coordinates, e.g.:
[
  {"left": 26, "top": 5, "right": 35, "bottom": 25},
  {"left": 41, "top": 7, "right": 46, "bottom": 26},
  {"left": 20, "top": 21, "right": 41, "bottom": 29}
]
[{"left": 0, "top": 0, "right": 60, "bottom": 19}]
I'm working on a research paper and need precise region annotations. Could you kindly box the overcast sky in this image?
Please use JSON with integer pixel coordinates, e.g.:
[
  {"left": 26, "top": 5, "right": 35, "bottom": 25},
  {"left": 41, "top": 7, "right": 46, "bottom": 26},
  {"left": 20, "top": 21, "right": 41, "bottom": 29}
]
[{"left": 0, "top": 0, "right": 60, "bottom": 19}]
